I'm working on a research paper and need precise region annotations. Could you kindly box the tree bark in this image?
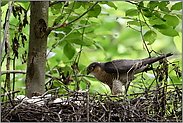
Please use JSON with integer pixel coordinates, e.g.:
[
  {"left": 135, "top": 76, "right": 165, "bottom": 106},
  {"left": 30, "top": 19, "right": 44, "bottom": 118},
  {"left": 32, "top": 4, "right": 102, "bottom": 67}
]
[{"left": 26, "top": 1, "right": 49, "bottom": 98}]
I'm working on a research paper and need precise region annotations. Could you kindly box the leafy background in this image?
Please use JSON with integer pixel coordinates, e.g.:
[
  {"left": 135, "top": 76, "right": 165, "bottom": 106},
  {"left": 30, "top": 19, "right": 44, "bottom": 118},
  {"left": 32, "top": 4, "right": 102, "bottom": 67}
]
[{"left": 1, "top": 1, "right": 182, "bottom": 96}]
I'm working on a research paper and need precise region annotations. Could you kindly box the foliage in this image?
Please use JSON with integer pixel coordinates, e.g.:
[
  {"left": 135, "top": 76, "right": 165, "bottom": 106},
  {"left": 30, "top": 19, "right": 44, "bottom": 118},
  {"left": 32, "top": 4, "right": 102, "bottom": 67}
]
[{"left": 1, "top": 1, "right": 182, "bottom": 99}]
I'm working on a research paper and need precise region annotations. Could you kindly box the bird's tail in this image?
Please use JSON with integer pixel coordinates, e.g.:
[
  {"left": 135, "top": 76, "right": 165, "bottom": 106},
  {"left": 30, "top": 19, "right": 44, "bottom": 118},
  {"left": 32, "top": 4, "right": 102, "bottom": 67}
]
[{"left": 142, "top": 53, "right": 173, "bottom": 65}]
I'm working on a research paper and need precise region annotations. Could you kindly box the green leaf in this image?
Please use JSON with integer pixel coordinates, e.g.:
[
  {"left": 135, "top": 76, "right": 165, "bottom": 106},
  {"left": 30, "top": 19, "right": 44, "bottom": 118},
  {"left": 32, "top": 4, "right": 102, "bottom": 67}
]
[
  {"left": 50, "top": 2, "right": 62, "bottom": 15},
  {"left": 149, "top": 17, "right": 166, "bottom": 25},
  {"left": 153, "top": 24, "right": 179, "bottom": 37},
  {"left": 163, "top": 14, "right": 179, "bottom": 28},
  {"left": 137, "top": 1, "right": 144, "bottom": 10},
  {"left": 64, "top": 32, "right": 93, "bottom": 46},
  {"left": 107, "top": 1, "right": 118, "bottom": 10},
  {"left": 63, "top": 43, "right": 76, "bottom": 60},
  {"left": 126, "top": 9, "right": 138, "bottom": 16},
  {"left": 88, "top": 4, "right": 101, "bottom": 17},
  {"left": 171, "top": 2, "right": 182, "bottom": 10},
  {"left": 158, "top": 1, "right": 170, "bottom": 12},
  {"left": 153, "top": 11, "right": 161, "bottom": 19},
  {"left": 73, "top": 1, "right": 82, "bottom": 10},
  {"left": 144, "top": 30, "right": 157, "bottom": 45},
  {"left": 127, "top": 20, "right": 146, "bottom": 26},
  {"left": 1, "top": 1, "right": 9, "bottom": 6},
  {"left": 147, "top": 1, "right": 159, "bottom": 9},
  {"left": 127, "top": 21, "right": 140, "bottom": 26},
  {"left": 99, "top": 1, "right": 108, "bottom": 4},
  {"left": 173, "top": 32, "right": 182, "bottom": 53},
  {"left": 122, "top": 17, "right": 133, "bottom": 19},
  {"left": 142, "top": 8, "right": 153, "bottom": 18},
  {"left": 54, "top": 15, "right": 64, "bottom": 25},
  {"left": 56, "top": 26, "right": 72, "bottom": 35},
  {"left": 68, "top": 1, "right": 81, "bottom": 11}
]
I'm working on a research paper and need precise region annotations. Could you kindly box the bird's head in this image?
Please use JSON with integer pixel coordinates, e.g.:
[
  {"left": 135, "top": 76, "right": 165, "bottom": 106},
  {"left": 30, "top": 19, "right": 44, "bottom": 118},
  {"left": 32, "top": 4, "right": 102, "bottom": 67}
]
[{"left": 87, "top": 62, "right": 102, "bottom": 75}]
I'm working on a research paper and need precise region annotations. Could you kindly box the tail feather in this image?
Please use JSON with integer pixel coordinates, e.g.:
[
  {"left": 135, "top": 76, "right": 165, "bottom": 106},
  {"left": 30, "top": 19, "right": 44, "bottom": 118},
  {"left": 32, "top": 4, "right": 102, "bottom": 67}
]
[{"left": 142, "top": 53, "right": 173, "bottom": 65}]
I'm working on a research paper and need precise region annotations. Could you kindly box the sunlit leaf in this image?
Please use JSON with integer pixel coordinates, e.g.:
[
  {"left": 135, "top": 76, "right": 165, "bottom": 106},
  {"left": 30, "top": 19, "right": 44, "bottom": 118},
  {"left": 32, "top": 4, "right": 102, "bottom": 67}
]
[
  {"left": 174, "top": 32, "right": 182, "bottom": 53},
  {"left": 50, "top": 2, "right": 62, "bottom": 15},
  {"left": 126, "top": 9, "right": 138, "bottom": 16},
  {"left": 107, "top": 1, "right": 118, "bottom": 10},
  {"left": 149, "top": 17, "right": 166, "bottom": 25},
  {"left": 153, "top": 24, "right": 179, "bottom": 37},
  {"left": 127, "top": 20, "right": 146, "bottom": 26},
  {"left": 158, "top": 1, "right": 170, "bottom": 12},
  {"left": 163, "top": 14, "right": 179, "bottom": 28},
  {"left": 144, "top": 30, "right": 157, "bottom": 45},
  {"left": 171, "top": 2, "right": 182, "bottom": 10}
]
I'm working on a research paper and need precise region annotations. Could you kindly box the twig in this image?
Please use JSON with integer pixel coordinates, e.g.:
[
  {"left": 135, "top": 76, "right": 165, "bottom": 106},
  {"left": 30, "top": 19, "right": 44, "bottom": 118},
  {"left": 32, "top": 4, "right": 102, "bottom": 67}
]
[
  {"left": 1, "top": 90, "right": 20, "bottom": 97},
  {"left": 86, "top": 79, "right": 90, "bottom": 122},
  {"left": 1, "top": 87, "right": 15, "bottom": 107},
  {"left": 72, "top": 49, "right": 83, "bottom": 90},
  {"left": 2, "top": 100, "right": 24, "bottom": 121},
  {"left": 136, "top": 6, "right": 150, "bottom": 56},
  {"left": 41, "top": 86, "right": 65, "bottom": 97},
  {"left": 63, "top": 1, "right": 76, "bottom": 24},
  {"left": 12, "top": 56, "right": 16, "bottom": 99}
]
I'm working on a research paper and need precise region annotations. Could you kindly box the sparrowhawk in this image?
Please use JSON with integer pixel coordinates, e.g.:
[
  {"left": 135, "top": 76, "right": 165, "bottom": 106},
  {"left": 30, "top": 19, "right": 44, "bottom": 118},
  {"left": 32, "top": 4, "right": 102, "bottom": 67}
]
[{"left": 87, "top": 53, "right": 173, "bottom": 95}]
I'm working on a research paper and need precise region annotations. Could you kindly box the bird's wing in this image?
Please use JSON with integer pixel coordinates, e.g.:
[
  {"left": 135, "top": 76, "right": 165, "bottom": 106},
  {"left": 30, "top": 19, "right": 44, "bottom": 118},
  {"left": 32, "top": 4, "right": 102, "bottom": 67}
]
[
  {"left": 102, "top": 53, "right": 173, "bottom": 74},
  {"left": 102, "top": 59, "right": 141, "bottom": 74}
]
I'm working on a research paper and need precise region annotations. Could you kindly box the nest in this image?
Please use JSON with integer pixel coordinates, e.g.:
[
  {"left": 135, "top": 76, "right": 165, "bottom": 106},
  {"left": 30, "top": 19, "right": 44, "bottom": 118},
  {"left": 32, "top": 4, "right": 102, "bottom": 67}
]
[{"left": 1, "top": 84, "right": 182, "bottom": 122}]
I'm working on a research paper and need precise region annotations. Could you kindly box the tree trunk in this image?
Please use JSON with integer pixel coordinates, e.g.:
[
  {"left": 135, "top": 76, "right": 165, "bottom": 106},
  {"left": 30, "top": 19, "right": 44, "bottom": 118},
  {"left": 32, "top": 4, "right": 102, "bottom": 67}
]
[{"left": 26, "top": 1, "right": 49, "bottom": 98}]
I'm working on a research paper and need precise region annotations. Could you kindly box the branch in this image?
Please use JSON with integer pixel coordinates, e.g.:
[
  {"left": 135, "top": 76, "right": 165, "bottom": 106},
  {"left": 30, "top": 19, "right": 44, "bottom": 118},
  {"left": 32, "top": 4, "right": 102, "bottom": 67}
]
[
  {"left": 63, "top": 1, "right": 76, "bottom": 24},
  {"left": 1, "top": 90, "right": 20, "bottom": 97},
  {"left": 1, "top": 70, "right": 94, "bottom": 79},
  {"left": 136, "top": 6, "right": 151, "bottom": 56},
  {"left": 1, "top": 1, "right": 14, "bottom": 59}
]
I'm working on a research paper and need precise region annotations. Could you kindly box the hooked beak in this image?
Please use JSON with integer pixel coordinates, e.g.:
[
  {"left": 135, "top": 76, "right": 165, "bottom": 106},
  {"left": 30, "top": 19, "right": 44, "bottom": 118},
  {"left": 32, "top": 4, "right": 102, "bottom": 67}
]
[
  {"left": 87, "top": 70, "right": 91, "bottom": 75},
  {"left": 87, "top": 71, "right": 90, "bottom": 75}
]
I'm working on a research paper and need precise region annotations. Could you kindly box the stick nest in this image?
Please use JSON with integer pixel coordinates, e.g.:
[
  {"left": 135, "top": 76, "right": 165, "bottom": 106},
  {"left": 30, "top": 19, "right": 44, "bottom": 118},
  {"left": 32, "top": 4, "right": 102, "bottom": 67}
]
[{"left": 1, "top": 84, "right": 182, "bottom": 122}]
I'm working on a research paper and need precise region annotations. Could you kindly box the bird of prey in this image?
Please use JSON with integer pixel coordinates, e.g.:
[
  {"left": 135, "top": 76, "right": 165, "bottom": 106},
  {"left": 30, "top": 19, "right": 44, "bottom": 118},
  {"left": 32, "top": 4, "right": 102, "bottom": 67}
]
[{"left": 87, "top": 53, "right": 173, "bottom": 95}]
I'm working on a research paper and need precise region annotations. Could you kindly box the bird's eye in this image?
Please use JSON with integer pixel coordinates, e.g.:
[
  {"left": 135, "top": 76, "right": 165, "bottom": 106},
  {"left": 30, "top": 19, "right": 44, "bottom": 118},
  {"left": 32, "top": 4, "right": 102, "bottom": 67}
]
[{"left": 90, "top": 67, "right": 94, "bottom": 70}]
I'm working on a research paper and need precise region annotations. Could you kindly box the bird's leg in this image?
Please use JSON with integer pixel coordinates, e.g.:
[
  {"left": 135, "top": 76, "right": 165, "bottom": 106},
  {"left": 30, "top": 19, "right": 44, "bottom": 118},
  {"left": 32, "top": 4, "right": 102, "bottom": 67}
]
[
  {"left": 111, "top": 62, "right": 121, "bottom": 101},
  {"left": 112, "top": 79, "right": 123, "bottom": 101},
  {"left": 126, "top": 63, "right": 136, "bottom": 85},
  {"left": 124, "top": 63, "right": 139, "bottom": 101}
]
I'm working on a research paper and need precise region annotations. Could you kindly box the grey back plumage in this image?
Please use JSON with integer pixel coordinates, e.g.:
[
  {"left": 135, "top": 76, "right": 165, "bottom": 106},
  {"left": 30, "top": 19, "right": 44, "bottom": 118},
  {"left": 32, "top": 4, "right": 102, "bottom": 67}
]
[{"left": 101, "top": 53, "right": 173, "bottom": 74}]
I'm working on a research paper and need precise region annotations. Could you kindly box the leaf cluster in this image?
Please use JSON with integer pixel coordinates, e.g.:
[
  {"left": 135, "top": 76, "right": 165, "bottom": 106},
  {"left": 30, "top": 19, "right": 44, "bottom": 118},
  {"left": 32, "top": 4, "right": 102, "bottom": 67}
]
[{"left": 125, "top": 1, "right": 182, "bottom": 45}]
